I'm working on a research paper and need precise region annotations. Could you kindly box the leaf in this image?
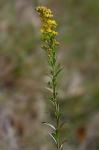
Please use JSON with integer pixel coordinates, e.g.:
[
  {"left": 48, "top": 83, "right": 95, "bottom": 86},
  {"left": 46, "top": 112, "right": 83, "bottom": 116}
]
[
  {"left": 60, "top": 144, "right": 63, "bottom": 150},
  {"left": 59, "top": 121, "right": 66, "bottom": 129},
  {"left": 45, "top": 87, "right": 53, "bottom": 93},
  {"left": 51, "top": 131, "right": 60, "bottom": 144},
  {"left": 60, "top": 139, "right": 67, "bottom": 150},
  {"left": 55, "top": 108, "right": 61, "bottom": 120},
  {"left": 49, "top": 97, "right": 55, "bottom": 105},
  {"left": 42, "top": 122, "right": 56, "bottom": 130},
  {"left": 55, "top": 67, "right": 62, "bottom": 77},
  {"left": 49, "top": 132, "right": 57, "bottom": 144},
  {"left": 54, "top": 64, "right": 63, "bottom": 77}
]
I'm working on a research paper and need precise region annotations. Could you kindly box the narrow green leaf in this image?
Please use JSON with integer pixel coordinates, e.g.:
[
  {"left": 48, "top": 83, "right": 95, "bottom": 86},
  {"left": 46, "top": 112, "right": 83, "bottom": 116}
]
[
  {"left": 49, "top": 133, "right": 57, "bottom": 144},
  {"left": 45, "top": 87, "right": 53, "bottom": 93},
  {"left": 42, "top": 122, "right": 56, "bottom": 130}
]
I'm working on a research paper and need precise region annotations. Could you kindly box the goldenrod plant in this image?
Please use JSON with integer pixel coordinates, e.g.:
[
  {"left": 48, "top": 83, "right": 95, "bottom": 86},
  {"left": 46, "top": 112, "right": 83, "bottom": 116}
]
[{"left": 36, "top": 6, "right": 63, "bottom": 150}]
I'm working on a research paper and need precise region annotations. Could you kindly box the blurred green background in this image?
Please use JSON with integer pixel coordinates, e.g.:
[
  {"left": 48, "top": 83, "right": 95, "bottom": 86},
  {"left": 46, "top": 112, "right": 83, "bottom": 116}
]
[{"left": 0, "top": 0, "right": 99, "bottom": 150}]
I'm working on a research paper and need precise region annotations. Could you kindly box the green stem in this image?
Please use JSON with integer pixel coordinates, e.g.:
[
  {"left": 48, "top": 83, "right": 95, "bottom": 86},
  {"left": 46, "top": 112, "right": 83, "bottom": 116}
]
[{"left": 51, "top": 48, "right": 61, "bottom": 150}]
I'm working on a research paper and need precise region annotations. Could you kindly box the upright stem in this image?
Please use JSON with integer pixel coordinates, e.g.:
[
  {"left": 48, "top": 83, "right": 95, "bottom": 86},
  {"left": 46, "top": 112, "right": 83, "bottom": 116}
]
[
  {"left": 51, "top": 46, "right": 61, "bottom": 150},
  {"left": 36, "top": 6, "right": 62, "bottom": 150}
]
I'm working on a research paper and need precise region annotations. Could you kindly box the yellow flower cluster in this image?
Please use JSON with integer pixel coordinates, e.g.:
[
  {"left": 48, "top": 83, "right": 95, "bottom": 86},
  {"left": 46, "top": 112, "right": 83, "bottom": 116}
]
[{"left": 36, "top": 6, "right": 58, "bottom": 36}]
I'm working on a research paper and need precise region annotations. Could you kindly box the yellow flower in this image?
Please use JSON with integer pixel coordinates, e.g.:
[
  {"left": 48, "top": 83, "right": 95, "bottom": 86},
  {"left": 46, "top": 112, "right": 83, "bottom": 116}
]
[
  {"left": 54, "top": 40, "right": 60, "bottom": 45},
  {"left": 36, "top": 6, "right": 58, "bottom": 37},
  {"left": 36, "top": 6, "right": 59, "bottom": 54},
  {"left": 47, "top": 20, "right": 57, "bottom": 28},
  {"left": 36, "top": 6, "right": 53, "bottom": 18}
]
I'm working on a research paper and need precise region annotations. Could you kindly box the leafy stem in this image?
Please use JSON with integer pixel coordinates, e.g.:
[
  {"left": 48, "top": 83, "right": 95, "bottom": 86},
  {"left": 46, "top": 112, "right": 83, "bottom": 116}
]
[
  {"left": 48, "top": 38, "right": 61, "bottom": 150},
  {"left": 36, "top": 6, "right": 63, "bottom": 150}
]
